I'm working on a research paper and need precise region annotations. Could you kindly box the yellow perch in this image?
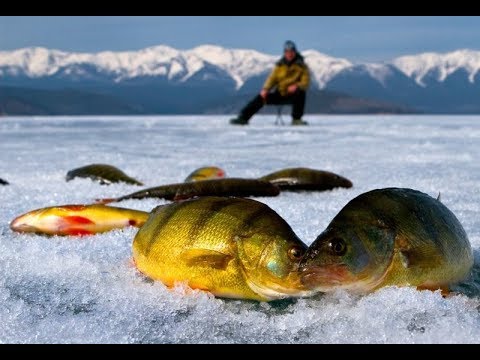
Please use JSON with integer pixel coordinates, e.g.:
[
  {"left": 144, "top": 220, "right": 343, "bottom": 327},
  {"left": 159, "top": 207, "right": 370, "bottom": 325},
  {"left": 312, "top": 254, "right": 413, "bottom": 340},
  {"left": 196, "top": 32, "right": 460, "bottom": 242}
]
[
  {"left": 184, "top": 166, "right": 226, "bottom": 182},
  {"left": 132, "top": 196, "right": 313, "bottom": 301},
  {"left": 299, "top": 188, "right": 474, "bottom": 294},
  {"left": 10, "top": 204, "right": 149, "bottom": 236}
]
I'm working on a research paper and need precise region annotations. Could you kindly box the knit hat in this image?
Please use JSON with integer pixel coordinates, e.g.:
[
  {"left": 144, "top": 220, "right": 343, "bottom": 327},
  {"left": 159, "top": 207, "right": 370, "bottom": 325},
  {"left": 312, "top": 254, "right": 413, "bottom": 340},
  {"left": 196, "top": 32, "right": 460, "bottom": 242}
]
[{"left": 283, "top": 40, "right": 297, "bottom": 52}]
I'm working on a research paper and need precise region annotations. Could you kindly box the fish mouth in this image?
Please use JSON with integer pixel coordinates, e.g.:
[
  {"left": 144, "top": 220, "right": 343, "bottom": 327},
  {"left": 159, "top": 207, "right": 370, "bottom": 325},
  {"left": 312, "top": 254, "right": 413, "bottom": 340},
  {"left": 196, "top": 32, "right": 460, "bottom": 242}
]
[
  {"left": 10, "top": 218, "right": 37, "bottom": 233},
  {"left": 300, "top": 265, "right": 350, "bottom": 291},
  {"left": 247, "top": 278, "right": 315, "bottom": 300}
]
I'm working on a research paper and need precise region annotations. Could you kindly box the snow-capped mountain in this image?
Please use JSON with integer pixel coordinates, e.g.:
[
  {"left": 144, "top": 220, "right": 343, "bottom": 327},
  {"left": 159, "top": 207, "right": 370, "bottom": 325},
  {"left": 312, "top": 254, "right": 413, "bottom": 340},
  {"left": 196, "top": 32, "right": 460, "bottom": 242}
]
[
  {"left": 3, "top": 45, "right": 480, "bottom": 88},
  {"left": 392, "top": 49, "right": 480, "bottom": 86},
  {"left": 1, "top": 45, "right": 480, "bottom": 113},
  {"left": 0, "top": 46, "right": 208, "bottom": 82},
  {"left": 0, "top": 45, "right": 354, "bottom": 88},
  {"left": 187, "top": 45, "right": 275, "bottom": 89}
]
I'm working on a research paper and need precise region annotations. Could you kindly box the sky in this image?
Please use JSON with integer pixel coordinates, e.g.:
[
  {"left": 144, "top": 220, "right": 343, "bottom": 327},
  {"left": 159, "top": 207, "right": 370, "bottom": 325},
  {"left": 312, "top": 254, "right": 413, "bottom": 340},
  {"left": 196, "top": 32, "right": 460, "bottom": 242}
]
[{"left": 0, "top": 16, "right": 479, "bottom": 62}]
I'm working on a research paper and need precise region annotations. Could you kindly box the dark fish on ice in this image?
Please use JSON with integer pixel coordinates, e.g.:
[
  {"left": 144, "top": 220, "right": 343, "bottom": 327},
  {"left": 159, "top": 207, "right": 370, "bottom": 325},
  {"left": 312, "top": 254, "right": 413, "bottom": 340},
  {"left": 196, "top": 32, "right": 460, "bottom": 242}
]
[
  {"left": 66, "top": 164, "right": 143, "bottom": 186},
  {"left": 299, "top": 188, "right": 473, "bottom": 294},
  {"left": 259, "top": 167, "right": 352, "bottom": 191},
  {"left": 97, "top": 178, "right": 280, "bottom": 204}
]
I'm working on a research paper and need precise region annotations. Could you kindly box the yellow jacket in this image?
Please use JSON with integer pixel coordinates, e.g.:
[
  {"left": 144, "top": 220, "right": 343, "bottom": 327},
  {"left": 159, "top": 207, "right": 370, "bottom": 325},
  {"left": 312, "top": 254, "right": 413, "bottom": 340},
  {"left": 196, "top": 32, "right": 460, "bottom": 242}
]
[{"left": 263, "top": 55, "right": 310, "bottom": 96}]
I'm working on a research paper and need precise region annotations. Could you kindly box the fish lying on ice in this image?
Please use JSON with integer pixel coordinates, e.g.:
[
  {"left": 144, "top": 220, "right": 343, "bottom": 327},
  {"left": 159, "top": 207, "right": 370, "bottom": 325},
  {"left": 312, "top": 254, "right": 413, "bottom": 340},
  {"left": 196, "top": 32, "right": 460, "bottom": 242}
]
[
  {"left": 97, "top": 178, "right": 280, "bottom": 204},
  {"left": 66, "top": 164, "right": 143, "bottom": 186},
  {"left": 184, "top": 166, "right": 226, "bottom": 182},
  {"left": 259, "top": 167, "right": 352, "bottom": 191},
  {"left": 132, "top": 196, "right": 313, "bottom": 301},
  {"left": 299, "top": 188, "right": 473, "bottom": 294},
  {"left": 10, "top": 204, "right": 149, "bottom": 236}
]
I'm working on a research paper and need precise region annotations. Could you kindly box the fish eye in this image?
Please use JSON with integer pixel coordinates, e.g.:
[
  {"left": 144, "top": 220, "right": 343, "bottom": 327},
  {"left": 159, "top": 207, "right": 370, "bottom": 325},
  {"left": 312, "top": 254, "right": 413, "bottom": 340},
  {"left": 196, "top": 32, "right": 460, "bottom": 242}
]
[
  {"left": 288, "top": 246, "right": 304, "bottom": 260},
  {"left": 329, "top": 238, "right": 347, "bottom": 256}
]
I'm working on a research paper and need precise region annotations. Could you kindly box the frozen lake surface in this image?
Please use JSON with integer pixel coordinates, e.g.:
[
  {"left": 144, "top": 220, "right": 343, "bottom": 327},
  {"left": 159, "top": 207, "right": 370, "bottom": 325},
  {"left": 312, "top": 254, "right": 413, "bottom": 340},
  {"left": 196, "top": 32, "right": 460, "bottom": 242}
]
[{"left": 1, "top": 114, "right": 479, "bottom": 343}]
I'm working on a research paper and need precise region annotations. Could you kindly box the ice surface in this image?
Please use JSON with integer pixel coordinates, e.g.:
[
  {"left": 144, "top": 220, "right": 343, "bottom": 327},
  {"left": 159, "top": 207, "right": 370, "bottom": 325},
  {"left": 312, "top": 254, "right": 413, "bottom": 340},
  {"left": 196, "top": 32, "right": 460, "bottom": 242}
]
[{"left": 1, "top": 115, "right": 480, "bottom": 343}]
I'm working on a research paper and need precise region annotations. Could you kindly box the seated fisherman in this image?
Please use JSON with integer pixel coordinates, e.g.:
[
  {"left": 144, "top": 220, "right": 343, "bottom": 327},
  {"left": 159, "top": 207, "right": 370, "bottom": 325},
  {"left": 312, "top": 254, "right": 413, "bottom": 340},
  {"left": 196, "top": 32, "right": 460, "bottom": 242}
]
[{"left": 230, "top": 40, "right": 310, "bottom": 126}]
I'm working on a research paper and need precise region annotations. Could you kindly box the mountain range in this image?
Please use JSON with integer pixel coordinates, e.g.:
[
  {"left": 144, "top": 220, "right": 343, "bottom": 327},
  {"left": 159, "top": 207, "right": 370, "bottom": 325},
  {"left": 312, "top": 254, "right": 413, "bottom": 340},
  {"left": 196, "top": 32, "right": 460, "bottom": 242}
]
[{"left": 1, "top": 45, "right": 480, "bottom": 115}]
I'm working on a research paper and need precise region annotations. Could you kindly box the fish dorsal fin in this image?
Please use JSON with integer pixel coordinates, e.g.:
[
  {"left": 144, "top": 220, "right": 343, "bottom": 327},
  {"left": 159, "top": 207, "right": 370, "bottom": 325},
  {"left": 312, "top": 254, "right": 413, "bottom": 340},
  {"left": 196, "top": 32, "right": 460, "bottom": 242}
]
[
  {"left": 183, "top": 249, "right": 233, "bottom": 270},
  {"left": 437, "top": 192, "right": 441, "bottom": 202}
]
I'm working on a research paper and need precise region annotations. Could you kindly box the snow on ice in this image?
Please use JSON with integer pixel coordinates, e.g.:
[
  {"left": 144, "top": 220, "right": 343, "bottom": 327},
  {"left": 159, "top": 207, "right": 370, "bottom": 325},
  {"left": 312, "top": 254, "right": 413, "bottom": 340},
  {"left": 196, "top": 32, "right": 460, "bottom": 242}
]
[{"left": 0, "top": 115, "right": 479, "bottom": 343}]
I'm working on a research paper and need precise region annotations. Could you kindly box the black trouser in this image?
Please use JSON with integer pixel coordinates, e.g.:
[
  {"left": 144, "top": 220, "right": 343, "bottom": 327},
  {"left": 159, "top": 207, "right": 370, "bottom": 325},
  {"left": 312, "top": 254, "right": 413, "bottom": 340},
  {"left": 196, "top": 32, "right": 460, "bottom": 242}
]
[{"left": 239, "top": 89, "right": 306, "bottom": 121}]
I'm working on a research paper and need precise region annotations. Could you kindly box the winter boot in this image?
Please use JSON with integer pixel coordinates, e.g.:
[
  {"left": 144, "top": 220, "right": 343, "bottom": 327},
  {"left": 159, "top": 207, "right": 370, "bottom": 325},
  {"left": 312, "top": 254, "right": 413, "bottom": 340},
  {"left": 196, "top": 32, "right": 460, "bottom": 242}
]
[
  {"left": 291, "top": 118, "right": 308, "bottom": 126},
  {"left": 230, "top": 117, "right": 249, "bottom": 125}
]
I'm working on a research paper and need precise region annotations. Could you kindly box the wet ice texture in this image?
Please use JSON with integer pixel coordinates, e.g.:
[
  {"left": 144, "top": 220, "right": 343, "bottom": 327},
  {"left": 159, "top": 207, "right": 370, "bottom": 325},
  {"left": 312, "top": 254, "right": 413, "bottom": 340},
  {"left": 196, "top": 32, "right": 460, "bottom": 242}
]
[{"left": 1, "top": 115, "right": 480, "bottom": 343}]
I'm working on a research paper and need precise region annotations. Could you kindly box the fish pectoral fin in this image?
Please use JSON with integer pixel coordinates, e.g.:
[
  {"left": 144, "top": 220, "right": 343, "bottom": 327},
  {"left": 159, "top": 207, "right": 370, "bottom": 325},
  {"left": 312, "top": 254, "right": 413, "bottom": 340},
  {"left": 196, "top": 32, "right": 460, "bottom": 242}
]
[
  {"left": 56, "top": 216, "right": 95, "bottom": 233},
  {"left": 398, "top": 244, "right": 444, "bottom": 269},
  {"left": 95, "top": 198, "right": 116, "bottom": 204},
  {"left": 183, "top": 249, "right": 233, "bottom": 270},
  {"left": 173, "top": 192, "right": 193, "bottom": 202},
  {"left": 98, "top": 178, "right": 112, "bottom": 185},
  {"left": 265, "top": 177, "right": 297, "bottom": 186},
  {"left": 63, "top": 216, "right": 95, "bottom": 225}
]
